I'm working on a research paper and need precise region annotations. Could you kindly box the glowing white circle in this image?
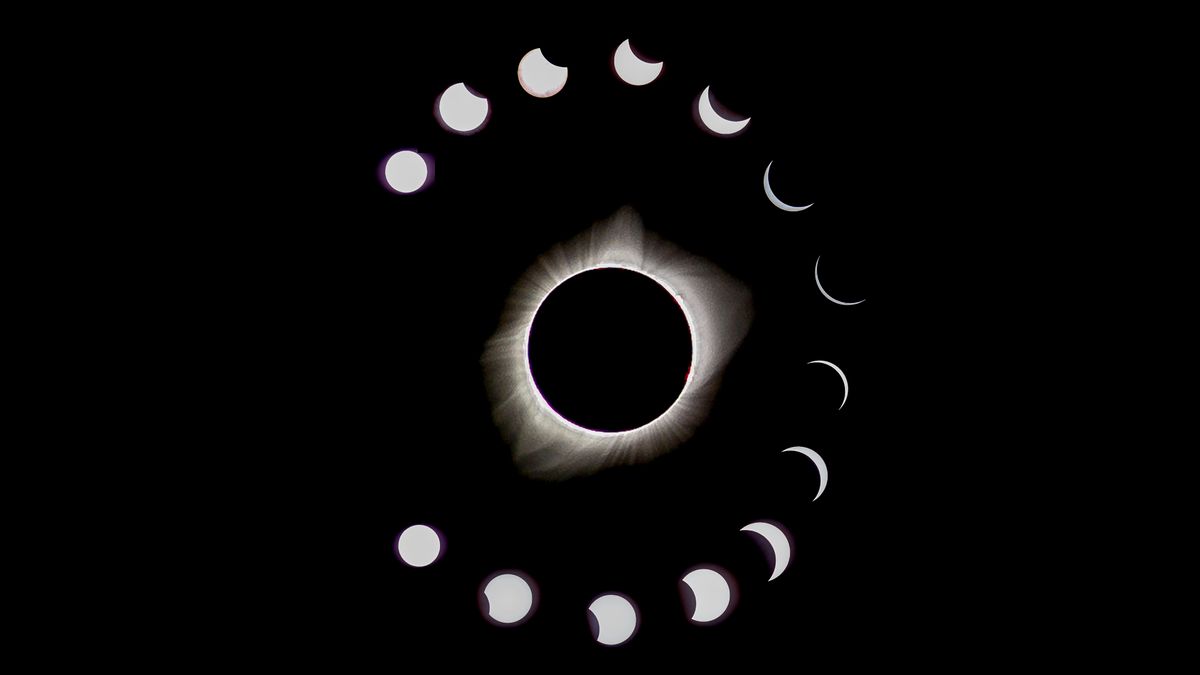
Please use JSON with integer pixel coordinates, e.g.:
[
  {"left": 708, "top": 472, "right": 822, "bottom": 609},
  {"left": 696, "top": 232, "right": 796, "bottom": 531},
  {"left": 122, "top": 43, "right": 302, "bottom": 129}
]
[
  {"left": 395, "top": 524, "right": 441, "bottom": 567},
  {"left": 382, "top": 151, "right": 429, "bottom": 194}
]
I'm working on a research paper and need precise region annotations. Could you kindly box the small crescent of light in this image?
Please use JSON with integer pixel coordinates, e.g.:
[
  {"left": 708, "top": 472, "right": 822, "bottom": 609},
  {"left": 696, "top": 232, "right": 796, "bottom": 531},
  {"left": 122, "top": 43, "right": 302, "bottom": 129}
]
[
  {"left": 814, "top": 256, "right": 864, "bottom": 306},
  {"left": 763, "top": 161, "right": 812, "bottom": 212},
  {"left": 698, "top": 86, "right": 749, "bottom": 135},
  {"left": 613, "top": 39, "right": 663, "bottom": 86},
  {"left": 782, "top": 446, "right": 829, "bottom": 501},
  {"left": 740, "top": 522, "right": 792, "bottom": 580},
  {"left": 807, "top": 360, "right": 848, "bottom": 410}
]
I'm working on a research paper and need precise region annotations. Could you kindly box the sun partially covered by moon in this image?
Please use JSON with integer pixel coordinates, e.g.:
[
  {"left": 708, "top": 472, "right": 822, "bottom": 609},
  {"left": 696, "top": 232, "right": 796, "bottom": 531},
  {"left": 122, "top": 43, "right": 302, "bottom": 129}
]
[
  {"left": 518, "top": 48, "right": 568, "bottom": 98},
  {"left": 696, "top": 86, "right": 750, "bottom": 136},
  {"left": 613, "top": 39, "right": 663, "bottom": 86},
  {"left": 481, "top": 207, "right": 753, "bottom": 480},
  {"left": 435, "top": 82, "right": 489, "bottom": 134}
]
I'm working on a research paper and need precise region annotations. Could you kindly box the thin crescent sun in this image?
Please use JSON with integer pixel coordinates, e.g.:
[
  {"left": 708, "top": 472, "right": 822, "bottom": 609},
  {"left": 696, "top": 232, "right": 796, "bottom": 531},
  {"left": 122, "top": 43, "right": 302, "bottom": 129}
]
[
  {"left": 815, "top": 256, "right": 864, "bottom": 306},
  {"left": 763, "top": 161, "right": 813, "bottom": 212}
]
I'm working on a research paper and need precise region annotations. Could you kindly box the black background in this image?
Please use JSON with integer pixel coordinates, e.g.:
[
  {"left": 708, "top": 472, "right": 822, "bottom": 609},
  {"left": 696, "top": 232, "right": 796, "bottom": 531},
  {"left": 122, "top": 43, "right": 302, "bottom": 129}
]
[{"left": 249, "top": 19, "right": 961, "bottom": 667}]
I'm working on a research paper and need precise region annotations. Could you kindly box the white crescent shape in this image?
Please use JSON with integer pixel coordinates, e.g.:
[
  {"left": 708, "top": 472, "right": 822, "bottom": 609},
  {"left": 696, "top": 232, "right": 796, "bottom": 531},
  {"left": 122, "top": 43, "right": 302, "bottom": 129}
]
[
  {"left": 740, "top": 521, "right": 792, "bottom": 581},
  {"left": 482, "top": 573, "right": 534, "bottom": 625},
  {"left": 681, "top": 568, "right": 732, "bottom": 623},
  {"left": 436, "top": 83, "right": 489, "bottom": 134},
  {"left": 697, "top": 86, "right": 749, "bottom": 136},
  {"left": 782, "top": 446, "right": 829, "bottom": 501},
  {"left": 814, "top": 256, "right": 864, "bottom": 306},
  {"left": 763, "top": 161, "right": 813, "bottom": 212},
  {"left": 807, "top": 359, "right": 848, "bottom": 410},
  {"left": 613, "top": 39, "right": 663, "bottom": 86},
  {"left": 588, "top": 594, "right": 638, "bottom": 646},
  {"left": 518, "top": 48, "right": 568, "bottom": 98}
]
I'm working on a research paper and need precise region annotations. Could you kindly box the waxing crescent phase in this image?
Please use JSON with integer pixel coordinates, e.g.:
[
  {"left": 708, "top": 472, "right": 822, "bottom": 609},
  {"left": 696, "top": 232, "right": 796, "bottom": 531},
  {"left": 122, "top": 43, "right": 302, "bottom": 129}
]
[
  {"left": 814, "top": 256, "right": 864, "bottom": 306},
  {"left": 782, "top": 446, "right": 829, "bottom": 501},
  {"left": 807, "top": 360, "right": 848, "bottom": 410},
  {"left": 762, "top": 161, "right": 812, "bottom": 212}
]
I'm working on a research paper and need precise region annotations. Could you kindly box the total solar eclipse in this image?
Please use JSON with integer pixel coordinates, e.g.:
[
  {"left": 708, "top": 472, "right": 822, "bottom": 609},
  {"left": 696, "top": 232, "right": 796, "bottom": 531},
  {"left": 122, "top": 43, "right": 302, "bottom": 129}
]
[
  {"left": 385, "top": 35, "right": 862, "bottom": 650},
  {"left": 527, "top": 268, "right": 693, "bottom": 433}
]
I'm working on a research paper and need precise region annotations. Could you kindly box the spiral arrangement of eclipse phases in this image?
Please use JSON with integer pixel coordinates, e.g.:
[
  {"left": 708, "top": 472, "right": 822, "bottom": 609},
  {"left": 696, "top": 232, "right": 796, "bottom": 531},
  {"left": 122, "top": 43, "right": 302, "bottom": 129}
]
[{"left": 385, "top": 39, "right": 863, "bottom": 647}]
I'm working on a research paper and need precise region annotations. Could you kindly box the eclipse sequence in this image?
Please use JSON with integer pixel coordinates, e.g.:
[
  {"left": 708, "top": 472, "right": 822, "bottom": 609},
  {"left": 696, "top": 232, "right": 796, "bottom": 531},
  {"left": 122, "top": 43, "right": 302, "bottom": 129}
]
[{"left": 383, "top": 36, "right": 862, "bottom": 648}]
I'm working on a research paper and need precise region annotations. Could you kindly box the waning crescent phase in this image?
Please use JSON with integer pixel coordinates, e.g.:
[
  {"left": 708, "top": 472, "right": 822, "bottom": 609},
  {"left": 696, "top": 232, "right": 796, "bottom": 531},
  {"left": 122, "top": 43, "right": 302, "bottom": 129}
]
[
  {"left": 782, "top": 446, "right": 829, "bottom": 501},
  {"left": 762, "top": 161, "right": 812, "bottom": 212},
  {"left": 814, "top": 256, "right": 864, "bottom": 306},
  {"left": 518, "top": 48, "right": 568, "bottom": 98},
  {"left": 807, "top": 360, "right": 848, "bottom": 410},
  {"left": 613, "top": 39, "right": 663, "bottom": 86},
  {"left": 436, "top": 82, "right": 489, "bottom": 134},
  {"left": 697, "top": 86, "right": 749, "bottom": 136},
  {"left": 740, "top": 521, "right": 792, "bottom": 580}
]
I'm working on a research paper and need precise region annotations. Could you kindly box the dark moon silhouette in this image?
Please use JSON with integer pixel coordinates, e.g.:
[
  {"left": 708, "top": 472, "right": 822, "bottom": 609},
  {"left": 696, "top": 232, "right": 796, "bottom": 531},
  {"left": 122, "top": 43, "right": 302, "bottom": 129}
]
[{"left": 528, "top": 268, "right": 692, "bottom": 432}]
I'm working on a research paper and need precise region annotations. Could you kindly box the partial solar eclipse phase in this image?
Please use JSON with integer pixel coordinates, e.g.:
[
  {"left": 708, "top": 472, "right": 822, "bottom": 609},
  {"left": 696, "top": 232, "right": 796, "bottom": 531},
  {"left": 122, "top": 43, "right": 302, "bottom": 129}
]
[
  {"left": 613, "top": 39, "right": 663, "bottom": 86},
  {"left": 741, "top": 521, "right": 792, "bottom": 581},
  {"left": 436, "top": 82, "right": 489, "bottom": 134},
  {"left": 681, "top": 567, "right": 734, "bottom": 623},
  {"left": 588, "top": 594, "right": 639, "bottom": 646},
  {"left": 763, "top": 161, "right": 812, "bottom": 212},
  {"left": 481, "top": 572, "right": 537, "bottom": 625},
  {"left": 518, "top": 48, "right": 568, "bottom": 98},
  {"left": 697, "top": 86, "right": 750, "bottom": 136}
]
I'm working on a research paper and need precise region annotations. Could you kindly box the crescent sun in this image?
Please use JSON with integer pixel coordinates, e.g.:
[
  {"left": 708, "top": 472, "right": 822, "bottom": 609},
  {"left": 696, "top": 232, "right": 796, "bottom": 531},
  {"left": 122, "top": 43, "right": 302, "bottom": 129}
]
[
  {"left": 762, "top": 161, "right": 812, "bottom": 212},
  {"left": 781, "top": 446, "right": 829, "bottom": 501},
  {"left": 740, "top": 521, "right": 793, "bottom": 580},
  {"left": 814, "top": 256, "right": 864, "bottom": 306},
  {"left": 807, "top": 359, "right": 849, "bottom": 410},
  {"left": 613, "top": 39, "right": 663, "bottom": 86},
  {"left": 697, "top": 86, "right": 750, "bottom": 136}
]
